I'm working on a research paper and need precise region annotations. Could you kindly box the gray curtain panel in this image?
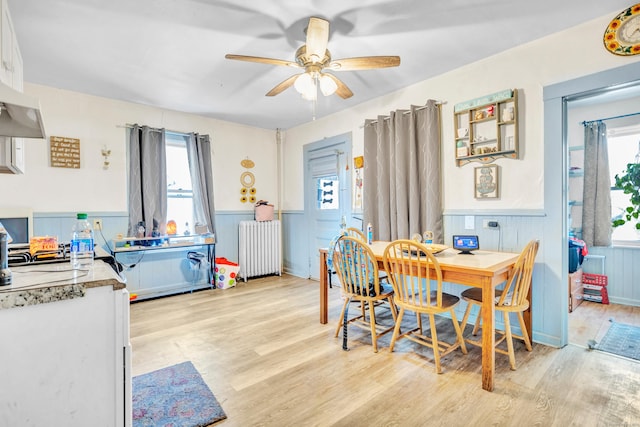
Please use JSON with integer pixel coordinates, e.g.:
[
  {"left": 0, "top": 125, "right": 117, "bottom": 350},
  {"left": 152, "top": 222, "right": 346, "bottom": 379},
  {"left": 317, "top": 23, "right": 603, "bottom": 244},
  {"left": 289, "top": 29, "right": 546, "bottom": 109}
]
[
  {"left": 582, "top": 121, "right": 612, "bottom": 247},
  {"left": 186, "top": 133, "right": 217, "bottom": 236},
  {"left": 127, "top": 125, "right": 167, "bottom": 237},
  {"left": 363, "top": 100, "right": 442, "bottom": 242}
]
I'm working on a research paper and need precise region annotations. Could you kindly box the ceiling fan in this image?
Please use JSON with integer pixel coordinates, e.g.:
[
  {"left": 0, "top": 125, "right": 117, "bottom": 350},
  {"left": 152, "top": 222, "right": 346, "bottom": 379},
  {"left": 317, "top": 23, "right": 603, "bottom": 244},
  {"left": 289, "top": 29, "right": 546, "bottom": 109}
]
[{"left": 225, "top": 17, "right": 400, "bottom": 100}]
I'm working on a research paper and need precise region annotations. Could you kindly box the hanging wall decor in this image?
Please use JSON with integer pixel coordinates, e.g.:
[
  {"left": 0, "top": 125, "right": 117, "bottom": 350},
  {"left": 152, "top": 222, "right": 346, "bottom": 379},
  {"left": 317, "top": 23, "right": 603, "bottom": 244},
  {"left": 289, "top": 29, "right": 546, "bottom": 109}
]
[
  {"left": 603, "top": 3, "right": 640, "bottom": 56},
  {"left": 354, "top": 156, "right": 364, "bottom": 210},
  {"left": 474, "top": 164, "right": 500, "bottom": 199},
  {"left": 50, "top": 136, "right": 81, "bottom": 169},
  {"left": 101, "top": 146, "right": 111, "bottom": 169},
  {"left": 240, "top": 157, "right": 256, "bottom": 203}
]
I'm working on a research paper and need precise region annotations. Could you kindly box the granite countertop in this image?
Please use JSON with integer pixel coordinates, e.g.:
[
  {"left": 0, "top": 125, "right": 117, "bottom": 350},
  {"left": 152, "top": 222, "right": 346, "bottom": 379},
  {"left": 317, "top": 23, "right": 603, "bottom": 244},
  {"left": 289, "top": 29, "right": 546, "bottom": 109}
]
[{"left": 0, "top": 260, "right": 126, "bottom": 310}]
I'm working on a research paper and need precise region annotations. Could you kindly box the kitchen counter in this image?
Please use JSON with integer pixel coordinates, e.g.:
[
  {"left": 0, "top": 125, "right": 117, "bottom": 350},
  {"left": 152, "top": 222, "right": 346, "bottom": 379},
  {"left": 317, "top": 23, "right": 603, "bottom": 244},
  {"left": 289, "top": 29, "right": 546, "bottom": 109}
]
[
  {"left": 0, "top": 260, "right": 125, "bottom": 310},
  {"left": 0, "top": 259, "right": 131, "bottom": 426}
]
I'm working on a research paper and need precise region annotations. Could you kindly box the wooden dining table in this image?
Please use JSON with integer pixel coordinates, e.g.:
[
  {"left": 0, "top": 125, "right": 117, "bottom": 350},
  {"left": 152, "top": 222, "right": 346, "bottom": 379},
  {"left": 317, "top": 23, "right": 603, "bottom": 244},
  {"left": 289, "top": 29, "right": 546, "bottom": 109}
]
[{"left": 319, "top": 241, "right": 523, "bottom": 392}]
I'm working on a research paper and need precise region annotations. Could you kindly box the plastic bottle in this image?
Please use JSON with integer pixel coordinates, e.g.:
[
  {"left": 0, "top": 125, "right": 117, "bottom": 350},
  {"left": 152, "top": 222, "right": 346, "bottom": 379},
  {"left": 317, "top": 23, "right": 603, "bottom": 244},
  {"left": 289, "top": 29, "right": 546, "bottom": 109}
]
[
  {"left": 340, "top": 215, "right": 347, "bottom": 231},
  {"left": 423, "top": 230, "right": 433, "bottom": 245},
  {"left": 70, "top": 213, "right": 94, "bottom": 269},
  {"left": 366, "top": 223, "right": 373, "bottom": 245}
]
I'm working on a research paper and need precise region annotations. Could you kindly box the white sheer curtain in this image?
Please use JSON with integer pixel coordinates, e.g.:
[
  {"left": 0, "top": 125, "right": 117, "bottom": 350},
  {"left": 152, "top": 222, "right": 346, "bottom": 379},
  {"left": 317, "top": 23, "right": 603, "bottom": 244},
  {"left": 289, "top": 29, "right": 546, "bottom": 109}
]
[
  {"left": 582, "top": 121, "right": 612, "bottom": 247},
  {"left": 363, "top": 100, "right": 442, "bottom": 242},
  {"left": 127, "top": 124, "right": 167, "bottom": 236},
  {"left": 186, "top": 132, "right": 217, "bottom": 236}
]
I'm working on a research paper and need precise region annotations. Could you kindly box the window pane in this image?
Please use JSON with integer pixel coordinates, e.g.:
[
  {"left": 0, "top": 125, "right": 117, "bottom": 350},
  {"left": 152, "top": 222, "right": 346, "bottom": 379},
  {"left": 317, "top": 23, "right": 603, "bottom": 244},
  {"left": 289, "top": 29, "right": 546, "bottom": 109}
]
[
  {"left": 166, "top": 134, "right": 194, "bottom": 234},
  {"left": 167, "top": 195, "right": 194, "bottom": 235},
  {"left": 608, "top": 134, "right": 638, "bottom": 183},
  {"left": 608, "top": 129, "right": 640, "bottom": 242},
  {"left": 167, "top": 144, "right": 192, "bottom": 191},
  {"left": 317, "top": 176, "right": 339, "bottom": 210}
]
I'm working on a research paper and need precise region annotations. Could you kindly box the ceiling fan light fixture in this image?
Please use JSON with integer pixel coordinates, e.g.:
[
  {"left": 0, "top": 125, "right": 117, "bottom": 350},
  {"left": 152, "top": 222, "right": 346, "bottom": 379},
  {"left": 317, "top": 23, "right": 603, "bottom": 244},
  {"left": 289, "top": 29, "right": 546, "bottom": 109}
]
[
  {"left": 319, "top": 74, "right": 338, "bottom": 96},
  {"left": 294, "top": 72, "right": 317, "bottom": 100}
]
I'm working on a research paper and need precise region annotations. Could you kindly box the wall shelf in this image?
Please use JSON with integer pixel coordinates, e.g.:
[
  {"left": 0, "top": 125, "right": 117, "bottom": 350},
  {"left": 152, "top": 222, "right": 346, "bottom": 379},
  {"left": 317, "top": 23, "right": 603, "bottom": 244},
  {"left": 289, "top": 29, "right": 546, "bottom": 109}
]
[{"left": 454, "top": 89, "right": 519, "bottom": 166}]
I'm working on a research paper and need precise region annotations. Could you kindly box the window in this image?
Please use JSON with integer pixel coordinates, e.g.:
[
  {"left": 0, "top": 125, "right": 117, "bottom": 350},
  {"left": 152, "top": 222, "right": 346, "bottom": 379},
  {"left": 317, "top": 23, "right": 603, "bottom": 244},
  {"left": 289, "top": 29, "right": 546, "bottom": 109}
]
[
  {"left": 608, "top": 124, "right": 640, "bottom": 243},
  {"left": 316, "top": 175, "right": 339, "bottom": 210},
  {"left": 166, "top": 133, "right": 194, "bottom": 235}
]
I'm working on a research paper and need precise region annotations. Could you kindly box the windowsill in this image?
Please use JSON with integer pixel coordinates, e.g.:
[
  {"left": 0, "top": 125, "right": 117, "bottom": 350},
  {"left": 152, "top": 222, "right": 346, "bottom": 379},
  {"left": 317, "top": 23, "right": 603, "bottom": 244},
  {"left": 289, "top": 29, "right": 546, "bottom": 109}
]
[{"left": 610, "top": 240, "right": 640, "bottom": 249}]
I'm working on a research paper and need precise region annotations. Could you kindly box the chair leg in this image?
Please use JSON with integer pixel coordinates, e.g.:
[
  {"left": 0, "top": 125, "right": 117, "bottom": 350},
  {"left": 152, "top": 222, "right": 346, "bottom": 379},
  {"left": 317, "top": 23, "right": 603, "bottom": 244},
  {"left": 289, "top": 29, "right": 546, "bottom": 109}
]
[
  {"left": 389, "top": 308, "right": 405, "bottom": 352},
  {"left": 472, "top": 306, "right": 482, "bottom": 336},
  {"left": 460, "top": 302, "right": 473, "bottom": 336},
  {"left": 369, "top": 303, "right": 379, "bottom": 352},
  {"left": 387, "top": 297, "right": 399, "bottom": 323},
  {"left": 503, "top": 312, "right": 516, "bottom": 370},
  {"left": 428, "top": 313, "right": 442, "bottom": 374},
  {"left": 416, "top": 313, "right": 423, "bottom": 335},
  {"left": 450, "top": 310, "right": 468, "bottom": 355},
  {"left": 517, "top": 311, "right": 533, "bottom": 351},
  {"left": 334, "top": 298, "right": 350, "bottom": 337}
]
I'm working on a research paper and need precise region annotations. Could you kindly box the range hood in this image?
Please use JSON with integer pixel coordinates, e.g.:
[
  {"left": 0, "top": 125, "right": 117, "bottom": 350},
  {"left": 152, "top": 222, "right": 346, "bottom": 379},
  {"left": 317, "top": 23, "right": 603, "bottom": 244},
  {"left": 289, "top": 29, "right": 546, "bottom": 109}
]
[{"left": 0, "top": 82, "right": 46, "bottom": 139}]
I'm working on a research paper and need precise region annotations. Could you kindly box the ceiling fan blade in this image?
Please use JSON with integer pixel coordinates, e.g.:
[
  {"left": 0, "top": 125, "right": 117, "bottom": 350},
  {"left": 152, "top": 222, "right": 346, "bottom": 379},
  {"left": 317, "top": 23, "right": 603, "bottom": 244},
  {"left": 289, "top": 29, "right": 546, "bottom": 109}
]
[
  {"left": 328, "top": 56, "right": 401, "bottom": 71},
  {"left": 225, "top": 54, "right": 299, "bottom": 68},
  {"left": 305, "top": 17, "right": 329, "bottom": 62},
  {"left": 265, "top": 73, "right": 302, "bottom": 97},
  {"left": 323, "top": 73, "right": 353, "bottom": 99}
]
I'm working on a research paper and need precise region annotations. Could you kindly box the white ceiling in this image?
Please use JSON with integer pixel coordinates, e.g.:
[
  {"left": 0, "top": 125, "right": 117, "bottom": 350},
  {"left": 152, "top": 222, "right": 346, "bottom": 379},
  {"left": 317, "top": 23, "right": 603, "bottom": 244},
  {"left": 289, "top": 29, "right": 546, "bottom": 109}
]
[{"left": 8, "top": 0, "right": 631, "bottom": 130}]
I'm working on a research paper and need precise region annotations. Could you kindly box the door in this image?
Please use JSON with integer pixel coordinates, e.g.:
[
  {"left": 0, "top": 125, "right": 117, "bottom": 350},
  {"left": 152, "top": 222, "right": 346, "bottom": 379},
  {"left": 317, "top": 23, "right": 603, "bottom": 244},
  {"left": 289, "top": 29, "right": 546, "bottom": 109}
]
[{"left": 304, "top": 133, "right": 351, "bottom": 279}]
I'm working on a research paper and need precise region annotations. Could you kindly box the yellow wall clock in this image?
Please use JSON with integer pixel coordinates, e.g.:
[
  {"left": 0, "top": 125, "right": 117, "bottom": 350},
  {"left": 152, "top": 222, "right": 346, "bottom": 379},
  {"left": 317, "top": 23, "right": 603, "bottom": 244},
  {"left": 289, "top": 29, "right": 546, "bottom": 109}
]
[{"left": 604, "top": 3, "right": 640, "bottom": 56}]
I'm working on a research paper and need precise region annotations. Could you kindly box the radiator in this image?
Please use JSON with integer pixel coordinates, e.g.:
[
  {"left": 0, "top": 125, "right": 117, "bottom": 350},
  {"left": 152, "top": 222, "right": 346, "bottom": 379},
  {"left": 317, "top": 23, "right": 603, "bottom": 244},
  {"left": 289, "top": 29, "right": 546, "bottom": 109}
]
[{"left": 239, "top": 220, "right": 282, "bottom": 281}]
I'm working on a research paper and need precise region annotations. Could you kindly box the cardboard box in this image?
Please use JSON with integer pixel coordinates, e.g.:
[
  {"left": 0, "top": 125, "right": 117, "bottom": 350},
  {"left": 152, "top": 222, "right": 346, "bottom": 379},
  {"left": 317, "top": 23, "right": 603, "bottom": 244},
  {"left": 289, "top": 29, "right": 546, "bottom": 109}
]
[
  {"left": 30, "top": 236, "right": 59, "bottom": 257},
  {"left": 215, "top": 258, "right": 240, "bottom": 289}
]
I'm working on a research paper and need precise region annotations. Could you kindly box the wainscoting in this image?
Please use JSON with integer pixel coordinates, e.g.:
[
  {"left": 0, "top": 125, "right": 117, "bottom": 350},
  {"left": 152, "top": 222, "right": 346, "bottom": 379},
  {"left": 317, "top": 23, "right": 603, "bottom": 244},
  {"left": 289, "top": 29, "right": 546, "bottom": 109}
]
[
  {"left": 33, "top": 211, "right": 256, "bottom": 300},
  {"left": 33, "top": 209, "right": 637, "bottom": 343},
  {"left": 587, "top": 246, "right": 640, "bottom": 307}
]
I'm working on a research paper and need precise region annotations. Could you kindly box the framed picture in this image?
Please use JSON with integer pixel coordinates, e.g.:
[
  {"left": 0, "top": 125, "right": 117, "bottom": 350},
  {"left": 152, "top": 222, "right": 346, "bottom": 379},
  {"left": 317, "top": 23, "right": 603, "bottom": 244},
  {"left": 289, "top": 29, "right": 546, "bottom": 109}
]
[{"left": 474, "top": 164, "right": 499, "bottom": 199}]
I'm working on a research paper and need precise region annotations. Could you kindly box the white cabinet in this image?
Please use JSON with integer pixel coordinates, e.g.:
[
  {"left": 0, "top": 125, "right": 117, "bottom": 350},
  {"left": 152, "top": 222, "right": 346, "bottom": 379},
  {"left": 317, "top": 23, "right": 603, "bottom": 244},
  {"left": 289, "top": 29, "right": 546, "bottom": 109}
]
[
  {"left": 0, "top": 263, "right": 132, "bottom": 426},
  {"left": 0, "top": 0, "right": 27, "bottom": 174},
  {"left": 11, "top": 26, "right": 22, "bottom": 90},
  {"left": 0, "top": 0, "right": 13, "bottom": 86},
  {"left": 0, "top": 136, "right": 24, "bottom": 173}
]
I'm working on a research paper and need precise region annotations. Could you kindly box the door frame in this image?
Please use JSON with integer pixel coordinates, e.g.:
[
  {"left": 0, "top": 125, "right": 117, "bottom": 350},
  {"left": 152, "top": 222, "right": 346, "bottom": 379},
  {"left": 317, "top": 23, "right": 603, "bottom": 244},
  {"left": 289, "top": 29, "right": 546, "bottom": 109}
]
[
  {"left": 303, "top": 132, "right": 352, "bottom": 279},
  {"left": 544, "top": 61, "right": 640, "bottom": 347}
]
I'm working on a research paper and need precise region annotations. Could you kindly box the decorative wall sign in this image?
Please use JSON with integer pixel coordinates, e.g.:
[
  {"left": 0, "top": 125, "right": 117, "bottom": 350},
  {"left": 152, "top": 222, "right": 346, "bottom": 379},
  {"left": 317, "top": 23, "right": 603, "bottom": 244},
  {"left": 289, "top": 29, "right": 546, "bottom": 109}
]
[
  {"left": 50, "top": 136, "right": 80, "bottom": 168},
  {"left": 474, "top": 164, "right": 500, "bottom": 199}
]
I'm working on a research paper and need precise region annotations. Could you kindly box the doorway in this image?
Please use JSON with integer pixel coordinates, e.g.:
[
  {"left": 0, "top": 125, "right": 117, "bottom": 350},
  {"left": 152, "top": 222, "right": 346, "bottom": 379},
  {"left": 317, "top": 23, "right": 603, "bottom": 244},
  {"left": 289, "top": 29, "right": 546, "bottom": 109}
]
[
  {"left": 545, "top": 63, "right": 640, "bottom": 349},
  {"left": 303, "top": 132, "right": 352, "bottom": 280},
  {"left": 565, "top": 84, "right": 640, "bottom": 345}
]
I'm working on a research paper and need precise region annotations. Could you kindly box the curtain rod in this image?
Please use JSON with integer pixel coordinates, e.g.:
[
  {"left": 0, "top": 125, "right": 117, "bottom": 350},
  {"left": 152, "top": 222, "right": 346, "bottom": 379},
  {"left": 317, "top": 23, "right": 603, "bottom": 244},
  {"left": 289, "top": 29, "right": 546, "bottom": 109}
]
[
  {"left": 581, "top": 111, "right": 640, "bottom": 125},
  {"left": 361, "top": 101, "right": 445, "bottom": 128},
  {"left": 117, "top": 123, "right": 204, "bottom": 137}
]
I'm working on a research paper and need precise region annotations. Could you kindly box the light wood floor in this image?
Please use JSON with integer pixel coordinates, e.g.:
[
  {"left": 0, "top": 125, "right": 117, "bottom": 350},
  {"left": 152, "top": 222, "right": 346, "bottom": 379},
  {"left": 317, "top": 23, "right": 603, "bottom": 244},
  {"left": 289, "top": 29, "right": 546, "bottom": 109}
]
[
  {"left": 569, "top": 299, "right": 640, "bottom": 346},
  {"left": 130, "top": 274, "right": 640, "bottom": 427}
]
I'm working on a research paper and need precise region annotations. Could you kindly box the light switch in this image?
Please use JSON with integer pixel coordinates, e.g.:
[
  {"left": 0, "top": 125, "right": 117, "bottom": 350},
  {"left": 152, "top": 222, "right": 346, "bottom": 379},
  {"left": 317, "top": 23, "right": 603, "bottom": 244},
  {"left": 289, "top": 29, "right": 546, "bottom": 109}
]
[{"left": 465, "top": 215, "right": 475, "bottom": 230}]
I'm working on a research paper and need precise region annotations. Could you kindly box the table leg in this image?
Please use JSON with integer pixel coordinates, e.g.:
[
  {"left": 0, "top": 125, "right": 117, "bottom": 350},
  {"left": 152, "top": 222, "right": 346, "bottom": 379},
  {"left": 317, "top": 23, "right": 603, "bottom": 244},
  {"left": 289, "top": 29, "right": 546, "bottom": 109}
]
[
  {"left": 320, "top": 249, "right": 328, "bottom": 324},
  {"left": 481, "top": 278, "right": 496, "bottom": 392}
]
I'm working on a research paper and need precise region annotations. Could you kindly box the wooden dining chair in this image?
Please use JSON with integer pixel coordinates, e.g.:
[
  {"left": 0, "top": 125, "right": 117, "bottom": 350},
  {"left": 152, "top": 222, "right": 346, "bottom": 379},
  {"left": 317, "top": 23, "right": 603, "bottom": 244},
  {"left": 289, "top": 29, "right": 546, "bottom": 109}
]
[
  {"left": 345, "top": 227, "right": 366, "bottom": 241},
  {"left": 332, "top": 235, "right": 398, "bottom": 352},
  {"left": 346, "top": 227, "right": 388, "bottom": 282},
  {"left": 383, "top": 239, "right": 467, "bottom": 373},
  {"left": 459, "top": 239, "right": 539, "bottom": 370}
]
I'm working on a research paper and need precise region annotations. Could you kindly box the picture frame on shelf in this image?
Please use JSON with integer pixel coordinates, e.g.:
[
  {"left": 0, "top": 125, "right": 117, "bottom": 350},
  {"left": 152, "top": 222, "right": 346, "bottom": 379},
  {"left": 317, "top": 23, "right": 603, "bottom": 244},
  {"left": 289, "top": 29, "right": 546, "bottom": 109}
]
[{"left": 474, "top": 164, "right": 499, "bottom": 199}]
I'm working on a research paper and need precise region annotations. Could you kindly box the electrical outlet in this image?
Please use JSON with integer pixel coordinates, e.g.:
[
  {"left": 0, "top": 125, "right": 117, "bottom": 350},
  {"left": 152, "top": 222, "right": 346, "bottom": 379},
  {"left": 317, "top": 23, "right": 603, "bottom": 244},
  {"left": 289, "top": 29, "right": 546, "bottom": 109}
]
[
  {"left": 93, "top": 219, "right": 103, "bottom": 231},
  {"left": 483, "top": 219, "right": 499, "bottom": 229}
]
